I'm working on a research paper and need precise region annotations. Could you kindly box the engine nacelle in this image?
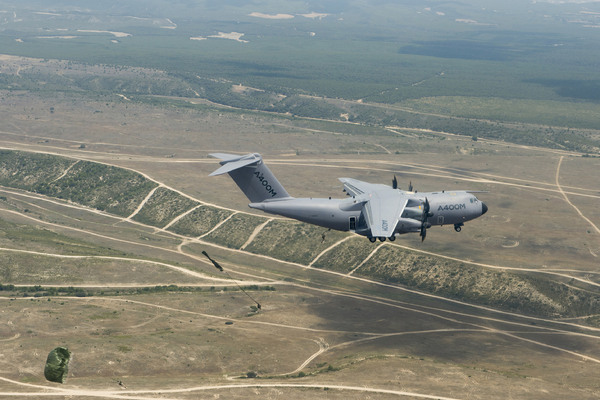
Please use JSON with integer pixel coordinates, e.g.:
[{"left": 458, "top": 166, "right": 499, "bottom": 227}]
[
  {"left": 401, "top": 206, "right": 423, "bottom": 220},
  {"left": 394, "top": 218, "right": 422, "bottom": 234}
]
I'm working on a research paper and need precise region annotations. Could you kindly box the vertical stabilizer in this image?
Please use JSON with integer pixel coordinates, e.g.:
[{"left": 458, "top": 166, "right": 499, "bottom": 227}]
[{"left": 209, "top": 153, "right": 291, "bottom": 202}]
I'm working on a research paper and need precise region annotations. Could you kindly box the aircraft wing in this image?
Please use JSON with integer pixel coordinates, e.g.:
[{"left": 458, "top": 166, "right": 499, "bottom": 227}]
[
  {"left": 339, "top": 178, "right": 390, "bottom": 197},
  {"left": 339, "top": 178, "right": 408, "bottom": 238},
  {"left": 364, "top": 192, "right": 408, "bottom": 238}
]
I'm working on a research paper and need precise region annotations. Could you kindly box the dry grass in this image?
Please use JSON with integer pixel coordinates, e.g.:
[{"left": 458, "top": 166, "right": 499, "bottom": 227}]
[
  {"left": 244, "top": 220, "right": 348, "bottom": 264},
  {"left": 0, "top": 83, "right": 599, "bottom": 398},
  {"left": 168, "top": 205, "right": 234, "bottom": 237},
  {"left": 133, "top": 187, "right": 199, "bottom": 227}
]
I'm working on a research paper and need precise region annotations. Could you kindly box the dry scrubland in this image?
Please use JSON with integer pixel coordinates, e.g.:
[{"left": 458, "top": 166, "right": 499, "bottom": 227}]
[
  {"left": 0, "top": 81, "right": 600, "bottom": 399},
  {"left": 2, "top": 146, "right": 597, "bottom": 318}
]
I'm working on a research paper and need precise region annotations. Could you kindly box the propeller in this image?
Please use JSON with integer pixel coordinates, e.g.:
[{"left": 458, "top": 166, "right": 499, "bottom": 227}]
[
  {"left": 420, "top": 198, "right": 433, "bottom": 242},
  {"left": 408, "top": 181, "right": 414, "bottom": 192},
  {"left": 392, "top": 175, "right": 398, "bottom": 189}
]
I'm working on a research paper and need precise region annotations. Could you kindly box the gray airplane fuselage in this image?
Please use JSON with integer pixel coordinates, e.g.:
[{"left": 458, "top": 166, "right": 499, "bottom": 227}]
[{"left": 250, "top": 190, "right": 486, "bottom": 236}]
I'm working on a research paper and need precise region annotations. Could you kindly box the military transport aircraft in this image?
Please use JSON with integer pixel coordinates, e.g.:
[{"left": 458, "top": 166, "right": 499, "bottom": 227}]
[{"left": 210, "top": 153, "right": 488, "bottom": 242}]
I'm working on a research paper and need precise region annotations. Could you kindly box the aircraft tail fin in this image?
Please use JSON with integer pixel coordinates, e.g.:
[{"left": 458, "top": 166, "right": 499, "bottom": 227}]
[{"left": 209, "top": 153, "right": 291, "bottom": 202}]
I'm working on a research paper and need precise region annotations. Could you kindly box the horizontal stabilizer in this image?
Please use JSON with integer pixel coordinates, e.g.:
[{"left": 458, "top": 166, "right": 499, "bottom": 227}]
[
  {"left": 209, "top": 153, "right": 261, "bottom": 176},
  {"left": 211, "top": 152, "right": 242, "bottom": 160}
]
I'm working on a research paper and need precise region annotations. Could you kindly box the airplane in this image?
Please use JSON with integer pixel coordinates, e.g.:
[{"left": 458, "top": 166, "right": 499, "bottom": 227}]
[{"left": 209, "top": 153, "right": 488, "bottom": 242}]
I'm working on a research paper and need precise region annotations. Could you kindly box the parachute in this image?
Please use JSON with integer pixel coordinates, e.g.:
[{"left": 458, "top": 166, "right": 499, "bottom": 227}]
[{"left": 44, "top": 347, "right": 71, "bottom": 383}]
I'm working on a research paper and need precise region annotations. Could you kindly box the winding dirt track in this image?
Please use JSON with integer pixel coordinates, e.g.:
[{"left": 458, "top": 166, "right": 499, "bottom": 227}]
[
  {"left": 0, "top": 377, "right": 465, "bottom": 400},
  {"left": 555, "top": 156, "right": 600, "bottom": 235}
]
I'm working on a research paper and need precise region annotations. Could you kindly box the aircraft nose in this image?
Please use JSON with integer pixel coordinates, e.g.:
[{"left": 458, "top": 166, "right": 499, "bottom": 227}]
[{"left": 481, "top": 202, "right": 488, "bottom": 215}]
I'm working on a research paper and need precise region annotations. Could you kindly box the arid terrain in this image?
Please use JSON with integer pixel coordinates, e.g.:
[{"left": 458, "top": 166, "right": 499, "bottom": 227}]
[{"left": 0, "top": 51, "right": 599, "bottom": 400}]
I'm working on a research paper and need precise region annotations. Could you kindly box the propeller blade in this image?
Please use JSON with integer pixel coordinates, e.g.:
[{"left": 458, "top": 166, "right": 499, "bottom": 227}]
[
  {"left": 408, "top": 181, "right": 413, "bottom": 192},
  {"left": 420, "top": 197, "right": 430, "bottom": 241},
  {"left": 392, "top": 175, "right": 398, "bottom": 189}
]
